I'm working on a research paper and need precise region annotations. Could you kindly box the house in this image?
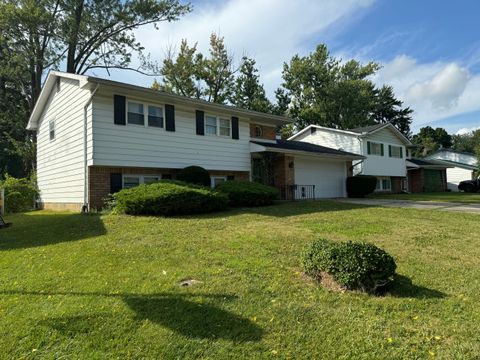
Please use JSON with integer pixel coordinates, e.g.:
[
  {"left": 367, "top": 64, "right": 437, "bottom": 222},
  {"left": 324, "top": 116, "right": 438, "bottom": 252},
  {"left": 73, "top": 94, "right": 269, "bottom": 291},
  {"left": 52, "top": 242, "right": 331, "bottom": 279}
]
[
  {"left": 406, "top": 158, "right": 452, "bottom": 193},
  {"left": 27, "top": 71, "right": 364, "bottom": 211},
  {"left": 289, "top": 123, "right": 412, "bottom": 193},
  {"left": 425, "top": 149, "right": 478, "bottom": 191}
]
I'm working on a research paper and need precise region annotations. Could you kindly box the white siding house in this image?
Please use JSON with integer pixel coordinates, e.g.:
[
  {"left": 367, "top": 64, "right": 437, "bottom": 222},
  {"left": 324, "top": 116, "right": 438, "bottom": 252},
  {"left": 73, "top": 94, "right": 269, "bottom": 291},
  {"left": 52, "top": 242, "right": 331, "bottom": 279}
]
[
  {"left": 28, "top": 71, "right": 364, "bottom": 210},
  {"left": 290, "top": 123, "right": 412, "bottom": 192},
  {"left": 425, "top": 149, "right": 477, "bottom": 191}
]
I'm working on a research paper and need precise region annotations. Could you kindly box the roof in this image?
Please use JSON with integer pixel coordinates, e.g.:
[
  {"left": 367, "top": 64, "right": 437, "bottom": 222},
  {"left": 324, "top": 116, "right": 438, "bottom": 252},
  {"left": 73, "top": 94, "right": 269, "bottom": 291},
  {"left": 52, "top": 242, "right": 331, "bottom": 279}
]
[
  {"left": 406, "top": 158, "right": 453, "bottom": 169},
  {"left": 289, "top": 122, "right": 412, "bottom": 146},
  {"left": 423, "top": 159, "right": 478, "bottom": 171},
  {"left": 427, "top": 148, "right": 476, "bottom": 158},
  {"left": 27, "top": 71, "right": 292, "bottom": 130},
  {"left": 348, "top": 123, "right": 386, "bottom": 133},
  {"left": 250, "top": 139, "right": 365, "bottom": 160}
]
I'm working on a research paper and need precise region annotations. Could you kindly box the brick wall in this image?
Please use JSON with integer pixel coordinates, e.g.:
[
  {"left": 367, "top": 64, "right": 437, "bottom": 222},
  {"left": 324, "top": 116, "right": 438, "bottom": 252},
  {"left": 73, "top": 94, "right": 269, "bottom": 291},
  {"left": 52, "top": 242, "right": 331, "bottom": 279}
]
[
  {"left": 250, "top": 124, "right": 276, "bottom": 140},
  {"left": 391, "top": 176, "right": 404, "bottom": 193},
  {"left": 271, "top": 154, "right": 295, "bottom": 199},
  {"left": 408, "top": 169, "right": 423, "bottom": 193},
  {"left": 88, "top": 166, "right": 249, "bottom": 209}
]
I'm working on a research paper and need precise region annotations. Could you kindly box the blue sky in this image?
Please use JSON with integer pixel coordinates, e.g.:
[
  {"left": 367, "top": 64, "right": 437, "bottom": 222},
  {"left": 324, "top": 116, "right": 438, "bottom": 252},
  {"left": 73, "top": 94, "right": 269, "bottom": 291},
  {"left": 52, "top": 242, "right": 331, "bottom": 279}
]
[{"left": 99, "top": 0, "right": 480, "bottom": 134}]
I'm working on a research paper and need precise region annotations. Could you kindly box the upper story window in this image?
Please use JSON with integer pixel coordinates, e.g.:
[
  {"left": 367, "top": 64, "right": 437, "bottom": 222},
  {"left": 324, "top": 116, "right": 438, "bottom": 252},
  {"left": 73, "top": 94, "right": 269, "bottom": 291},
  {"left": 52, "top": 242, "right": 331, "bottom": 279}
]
[
  {"left": 367, "top": 141, "right": 384, "bottom": 156},
  {"left": 49, "top": 120, "right": 55, "bottom": 141},
  {"left": 255, "top": 125, "right": 263, "bottom": 138},
  {"left": 205, "top": 115, "right": 231, "bottom": 137},
  {"left": 127, "top": 101, "right": 145, "bottom": 125},
  {"left": 389, "top": 145, "right": 403, "bottom": 158},
  {"left": 148, "top": 105, "right": 164, "bottom": 128}
]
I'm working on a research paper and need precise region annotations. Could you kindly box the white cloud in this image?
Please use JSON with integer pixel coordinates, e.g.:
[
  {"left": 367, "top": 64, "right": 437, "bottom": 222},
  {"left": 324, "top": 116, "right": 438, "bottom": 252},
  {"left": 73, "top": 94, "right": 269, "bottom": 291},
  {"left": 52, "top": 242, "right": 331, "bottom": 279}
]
[
  {"left": 123, "top": 0, "right": 375, "bottom": 93},
  {"left": 456, "top": 126, "right": 480, "bottom": 135},
  {"left": 373, "top": 55, "right": 480, "bottom": 129}
]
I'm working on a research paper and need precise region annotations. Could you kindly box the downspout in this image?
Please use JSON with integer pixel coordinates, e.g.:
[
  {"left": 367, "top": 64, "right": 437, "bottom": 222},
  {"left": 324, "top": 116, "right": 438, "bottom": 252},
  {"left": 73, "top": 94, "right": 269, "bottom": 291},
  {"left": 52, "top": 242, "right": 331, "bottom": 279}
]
[{"left": 82, "top": 83, "right": 100, "bottom": 213}]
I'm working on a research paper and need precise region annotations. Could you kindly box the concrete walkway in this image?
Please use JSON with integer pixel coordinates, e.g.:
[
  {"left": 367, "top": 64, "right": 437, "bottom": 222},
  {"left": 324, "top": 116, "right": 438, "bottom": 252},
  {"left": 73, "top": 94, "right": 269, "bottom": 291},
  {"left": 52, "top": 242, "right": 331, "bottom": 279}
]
[{"left": 336, "top": 198, "right": 480, "bottom": 214}]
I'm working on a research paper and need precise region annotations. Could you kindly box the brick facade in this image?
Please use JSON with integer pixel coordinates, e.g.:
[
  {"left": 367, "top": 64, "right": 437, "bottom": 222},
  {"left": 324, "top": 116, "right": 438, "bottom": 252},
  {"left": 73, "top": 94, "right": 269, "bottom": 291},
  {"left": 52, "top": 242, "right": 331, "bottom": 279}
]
[
  {"left": 408, "top": 168, "right": 447, "bottom": 193},
  {"left": 391, "top": 176, "right": 404, "bottom": 193},
  {"left": 250, "top": 124, "right": 276, "bottom": 140},
  {"left": 271, "top": 154, "right": 295, "bottom": 198},
  {"left": 88, "top": 166, "right": 250, "bottom": 210}
]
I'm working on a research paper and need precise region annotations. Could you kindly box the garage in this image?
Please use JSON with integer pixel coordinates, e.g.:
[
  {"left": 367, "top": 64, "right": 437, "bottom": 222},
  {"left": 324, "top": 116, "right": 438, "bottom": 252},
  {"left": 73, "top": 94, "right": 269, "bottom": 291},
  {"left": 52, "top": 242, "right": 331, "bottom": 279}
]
[{"left": 294, "top": 156, "right": 347, "bottom": 198}]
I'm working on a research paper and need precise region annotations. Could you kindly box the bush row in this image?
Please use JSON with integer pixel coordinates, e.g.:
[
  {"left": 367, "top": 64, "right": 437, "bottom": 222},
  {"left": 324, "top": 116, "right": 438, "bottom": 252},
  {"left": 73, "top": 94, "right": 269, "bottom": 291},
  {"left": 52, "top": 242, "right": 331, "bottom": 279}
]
[{"left": 0, "top": 175, "right": 38, "bottom": 213}]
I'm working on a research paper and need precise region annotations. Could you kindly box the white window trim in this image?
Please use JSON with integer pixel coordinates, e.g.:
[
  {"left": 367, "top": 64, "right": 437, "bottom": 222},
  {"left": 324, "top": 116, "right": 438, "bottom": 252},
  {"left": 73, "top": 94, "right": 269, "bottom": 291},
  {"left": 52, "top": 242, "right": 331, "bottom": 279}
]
[
  {"left": 375, "top": 176, "right": 392, "bottom": 191},
  {"left": 368, "top": 141, "right": 383, "bottom": 156},
  {"left": 122, "top": 174, "right": 162, "bottom": 189},
  {"left": 205, "top": 114, "right": 231, "bottom": 138},
  {"left": 126, "top": 99, "right": 165, "bottom": 129},
  {"left": 210, "top": 176, "right": 227, "bottom": 188}
]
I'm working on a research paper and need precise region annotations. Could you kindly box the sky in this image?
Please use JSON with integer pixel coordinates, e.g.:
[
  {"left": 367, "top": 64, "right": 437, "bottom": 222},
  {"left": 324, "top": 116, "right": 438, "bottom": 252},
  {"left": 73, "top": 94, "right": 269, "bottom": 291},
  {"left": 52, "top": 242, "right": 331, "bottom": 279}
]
[{"left": 93, "top": 0, "right": 480, "bottom": 134}]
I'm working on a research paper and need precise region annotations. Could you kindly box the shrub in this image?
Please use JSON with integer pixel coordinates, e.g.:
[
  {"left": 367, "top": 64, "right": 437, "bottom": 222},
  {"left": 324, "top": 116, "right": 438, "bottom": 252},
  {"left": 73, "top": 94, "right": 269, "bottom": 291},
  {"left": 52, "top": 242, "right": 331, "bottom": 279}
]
[
  {"left": 113, "top": 180, "right": 228, "bottom": 216},
  {"left": 216, "top": 181, "right": 279, "bottom": 207},
  {"left": 0, "top": 174, "right": 38, "bottom": 213},
  {"left": 177, "top": 166, "right": 211, "bottom": 187},
  {"left": 346, "top": 175, "right": 377, "bottom": 198},
  {"left": 302, "top": 239, "right": 396, "bottom": 292}
]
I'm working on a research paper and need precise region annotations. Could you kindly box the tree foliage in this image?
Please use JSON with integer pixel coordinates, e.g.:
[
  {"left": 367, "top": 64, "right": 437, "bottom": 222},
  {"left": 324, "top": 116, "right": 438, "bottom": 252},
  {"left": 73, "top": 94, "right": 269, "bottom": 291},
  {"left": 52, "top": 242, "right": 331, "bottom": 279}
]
[
  {"left": 411, "top": 126, "right": 452, "bottom": 157},
  {"left": 280, "top": 44, "right": 412, "bottom": 136}
]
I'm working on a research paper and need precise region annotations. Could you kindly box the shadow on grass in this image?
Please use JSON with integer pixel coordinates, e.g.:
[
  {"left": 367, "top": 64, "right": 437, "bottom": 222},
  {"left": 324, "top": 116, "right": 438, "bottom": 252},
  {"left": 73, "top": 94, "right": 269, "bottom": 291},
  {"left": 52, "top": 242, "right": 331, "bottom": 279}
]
[
  {"left": 173, "top": 199, "right": 371, "bottom": 220},
  {"left": 386, "top": 274, "right": 447, "bottom": 299},
  {"left": 2, "top": 290, "right": 263, "bottom": 342},
  {"left": 0, "top": 212, "right": 106, "bottom": 251}
]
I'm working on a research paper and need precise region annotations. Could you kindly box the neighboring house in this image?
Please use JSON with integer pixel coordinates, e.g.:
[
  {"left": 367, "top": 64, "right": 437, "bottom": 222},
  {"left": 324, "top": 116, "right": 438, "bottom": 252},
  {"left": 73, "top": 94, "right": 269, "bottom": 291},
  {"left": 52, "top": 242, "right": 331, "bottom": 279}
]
[
  {"left": 406, "top": 158, "right": 452, "bottom": 193},
  {"left": 27, "top": 71, "right": 364, "bottom": 211},
  {"left": 289, "top": 123, "right": 412, "bottom": 193},
  {"left": 425, "top": 149, "right": 478, "bottom": 191}
]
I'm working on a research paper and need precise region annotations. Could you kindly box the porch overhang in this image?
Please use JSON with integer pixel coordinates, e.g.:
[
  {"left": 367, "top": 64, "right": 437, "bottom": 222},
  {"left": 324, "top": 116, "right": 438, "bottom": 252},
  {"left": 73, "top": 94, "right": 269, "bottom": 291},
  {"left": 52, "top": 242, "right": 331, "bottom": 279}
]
[{"left": 250, "top": 140, "right": 365, "bottom": 161}]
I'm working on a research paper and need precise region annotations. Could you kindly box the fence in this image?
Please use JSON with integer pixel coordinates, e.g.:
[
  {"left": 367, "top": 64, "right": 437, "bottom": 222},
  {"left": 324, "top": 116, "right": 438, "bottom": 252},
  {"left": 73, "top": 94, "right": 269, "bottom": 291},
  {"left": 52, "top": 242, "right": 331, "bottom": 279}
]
[
  {"left": 0, "top": 188, "right": 4, "bottom": 215},
  {"left": 282, "top": 184, "right": 316, "bottom": 200}
]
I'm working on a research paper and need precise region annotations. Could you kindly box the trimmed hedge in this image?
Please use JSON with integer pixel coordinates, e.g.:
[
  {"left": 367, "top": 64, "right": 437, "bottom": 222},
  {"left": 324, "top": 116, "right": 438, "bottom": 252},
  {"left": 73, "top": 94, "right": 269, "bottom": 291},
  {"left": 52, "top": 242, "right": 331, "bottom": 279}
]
[
  {"left": 216, "top": 180, "right": 279, "bottom": 207},
  {"left": 177, "top": 166, "right": 211, "bottom": 187},
  {"left": 346, "top": 175, "right": 377, "bottom": 198},
  {"left": 0, "top": 175, "right": 38, "bottom": 213},
  {"left": 302, "top": 239, "right": 396, "bottom": 292},
  {"left": 113, "top": 180, "right": 228, "bottom": 216}
]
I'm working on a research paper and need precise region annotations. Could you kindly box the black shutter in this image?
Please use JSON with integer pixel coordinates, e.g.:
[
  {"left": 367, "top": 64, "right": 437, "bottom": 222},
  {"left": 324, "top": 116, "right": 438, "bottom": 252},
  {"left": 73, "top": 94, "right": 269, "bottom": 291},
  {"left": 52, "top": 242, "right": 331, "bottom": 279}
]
[
  {"left": 196, "top": 110, "right": 205, "bottom": 135},
  {"left": 165, "top": 104, "right": 175, "bottom": 131},
  {"left": 232, "top": 116, "right": 239, "bottom": 140},
  {"left": 388, "top": 145, "right": 392, "bottom": 157},
  {"left": 113, "top": 95, "right": 126, "bottom": 125},
  {"left": 110, "top": 173, "right": 122, "bottom": 193},
  {"left": 367, "top": 141, "right": 371, "bottom": 155}
]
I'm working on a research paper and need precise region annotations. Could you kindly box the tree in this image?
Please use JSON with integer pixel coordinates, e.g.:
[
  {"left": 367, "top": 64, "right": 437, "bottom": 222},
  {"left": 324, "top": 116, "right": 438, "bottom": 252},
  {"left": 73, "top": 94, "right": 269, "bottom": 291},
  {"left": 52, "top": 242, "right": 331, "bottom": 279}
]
[
  {"left": 411, "top": 126, "right": 452, "bottom": 157},
  {"left": 61, "top": 0, "right": 190, "bottom": 75},
  {"left": 280, "top": 44, "right": 412, "bottom": 136},
  {"left": 452, "top": 129, "right": 480, "bottom": 154},
  {"left": 230, "top": 57, "right": 272, "bottom": 112}
]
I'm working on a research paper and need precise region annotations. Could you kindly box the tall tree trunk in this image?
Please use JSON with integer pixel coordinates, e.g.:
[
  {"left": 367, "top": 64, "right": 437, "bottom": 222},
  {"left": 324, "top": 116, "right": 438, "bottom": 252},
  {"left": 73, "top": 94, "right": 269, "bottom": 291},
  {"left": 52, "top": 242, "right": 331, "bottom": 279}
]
[{"left": 66, "top": 1, "right": 85, "bottom": 73}]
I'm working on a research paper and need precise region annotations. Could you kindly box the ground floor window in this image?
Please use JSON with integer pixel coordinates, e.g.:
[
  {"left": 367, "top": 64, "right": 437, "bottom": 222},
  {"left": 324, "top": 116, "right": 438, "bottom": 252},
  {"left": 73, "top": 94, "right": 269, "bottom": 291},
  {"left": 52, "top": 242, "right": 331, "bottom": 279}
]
[
  {"left": 122, "top": 174, "right": 161, "bottom": 189},
  {"left": 211, "top": 176, "right": 227, "bottom": 188},
  {"left": 375, "top": 176, "right": 392, "bottom": 191}
]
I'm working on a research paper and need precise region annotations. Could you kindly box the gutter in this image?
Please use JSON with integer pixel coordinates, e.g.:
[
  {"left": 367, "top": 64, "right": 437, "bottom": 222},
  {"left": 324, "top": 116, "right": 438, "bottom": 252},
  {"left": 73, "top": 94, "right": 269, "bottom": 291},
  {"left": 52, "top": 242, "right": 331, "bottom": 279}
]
[{"left": 82, "top": 84, "right": 100, "bottom": 213}]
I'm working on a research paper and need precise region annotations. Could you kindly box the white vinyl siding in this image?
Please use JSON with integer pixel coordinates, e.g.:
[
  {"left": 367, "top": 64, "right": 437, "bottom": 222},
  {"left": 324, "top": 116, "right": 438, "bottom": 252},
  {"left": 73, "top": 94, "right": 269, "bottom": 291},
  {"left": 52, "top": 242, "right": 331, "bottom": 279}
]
[
  {"left": 446, "top": 167, "right": 475, "bottom": 192},
  {"left": 91, "top": 93, "right": 251, "bottom": 172},
  {"left": 36, "top": 77, "right": 92, "bottom": 205}
]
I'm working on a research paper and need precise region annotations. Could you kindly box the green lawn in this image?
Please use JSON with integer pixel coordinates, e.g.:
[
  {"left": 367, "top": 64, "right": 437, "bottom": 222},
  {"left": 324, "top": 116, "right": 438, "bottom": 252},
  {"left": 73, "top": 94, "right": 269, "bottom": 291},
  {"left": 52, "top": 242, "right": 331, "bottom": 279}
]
[
  {"left": 370, "top": 191, "right": 480, "bottom": 203},
  {"left": 1, "top": 202, "right": 479, "bottom": 359}
]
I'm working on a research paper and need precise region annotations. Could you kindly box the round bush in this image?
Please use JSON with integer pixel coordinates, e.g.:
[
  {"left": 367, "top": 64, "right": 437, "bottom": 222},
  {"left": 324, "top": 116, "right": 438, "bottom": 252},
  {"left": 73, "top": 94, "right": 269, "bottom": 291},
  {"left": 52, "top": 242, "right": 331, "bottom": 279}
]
[
  {"left": 302, "top": 239, "right": 396, "bottom": 292},
  {"left": 216, "top": 180, "right": 279, "bottom": 207},
  {"left": 113, "top": 180, "right": 228, "bottom": 216},
  {"left": 0, "top": 175, "right": 38, "bottom": 213},
  {"left": 346, "top": 175, "right": 377, "bottom": 198},
  {"left": 177, "top": 166, "right": 211, "bottom": 187}
]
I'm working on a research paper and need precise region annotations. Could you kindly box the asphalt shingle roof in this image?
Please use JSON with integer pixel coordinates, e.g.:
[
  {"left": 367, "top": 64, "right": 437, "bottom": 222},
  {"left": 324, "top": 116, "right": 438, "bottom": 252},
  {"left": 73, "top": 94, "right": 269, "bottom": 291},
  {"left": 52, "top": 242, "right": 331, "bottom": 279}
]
[
  {"left": 251, "top": 139, "right": 364, "bottom": 158},
  {"left": 348, "top": 123, "right": 387, "bottom": 134}
]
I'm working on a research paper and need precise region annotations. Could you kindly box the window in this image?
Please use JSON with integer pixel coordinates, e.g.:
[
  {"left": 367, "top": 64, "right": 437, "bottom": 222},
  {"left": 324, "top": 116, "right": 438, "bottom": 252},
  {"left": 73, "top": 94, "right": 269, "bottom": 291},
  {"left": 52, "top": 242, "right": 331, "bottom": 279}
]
[
  {"left": 375, "top": 177, "right": 391, "bottom": 191},
  {"left": 127, "top": 101, "right": 144, "bottom": 125},
  {"left": 255, "top": 125, "right": 263, "bottom": 138},
  {"left": 389, "top": 145, "right": 403, "bottom": 158},
  {"left": 49, "top": 120, "right": 55, "bottom": 141},
  {"left": 205, "top": 115, "right": 231, "bottom": 137},
  {"left": 205, "top": 115, "right": 217, "bottom": 135},
  {"left": 122, "top": 175, "right": 161, "bottom": 189},
  {"left": 219, "top": 118, "right": 231, "bottom": 136},
  {"left": 148, "top": 105, "right": 163, "bottom": 128},
  {"left": 367, "top": 141, "right": 383, "bottom": 156},
  {"left": 211, "top": 176, "right": 227, "bottom": 188}
]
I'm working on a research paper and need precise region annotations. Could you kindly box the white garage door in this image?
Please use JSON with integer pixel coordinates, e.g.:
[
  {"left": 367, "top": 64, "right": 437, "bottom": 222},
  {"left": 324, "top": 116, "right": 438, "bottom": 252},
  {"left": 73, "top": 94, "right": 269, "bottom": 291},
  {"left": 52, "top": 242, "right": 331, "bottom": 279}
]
[{"left": 294, "top": 156, "right": 346, "bottom": 198}]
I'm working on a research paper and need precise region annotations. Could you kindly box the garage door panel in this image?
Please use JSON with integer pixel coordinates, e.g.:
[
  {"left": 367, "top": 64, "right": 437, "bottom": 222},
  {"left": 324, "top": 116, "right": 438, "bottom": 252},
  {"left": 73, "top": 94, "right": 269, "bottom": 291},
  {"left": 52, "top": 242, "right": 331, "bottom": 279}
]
[{"left": 294, "top": 157, "right": 346, "bottom": 198}]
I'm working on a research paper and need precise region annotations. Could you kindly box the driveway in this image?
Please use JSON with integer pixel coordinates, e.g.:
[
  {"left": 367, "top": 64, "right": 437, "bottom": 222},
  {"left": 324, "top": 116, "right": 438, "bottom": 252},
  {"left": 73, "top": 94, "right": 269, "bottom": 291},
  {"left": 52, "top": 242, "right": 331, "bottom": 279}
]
[{"left": 336, "top": 198, "right": 480, "bottom": 214}]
